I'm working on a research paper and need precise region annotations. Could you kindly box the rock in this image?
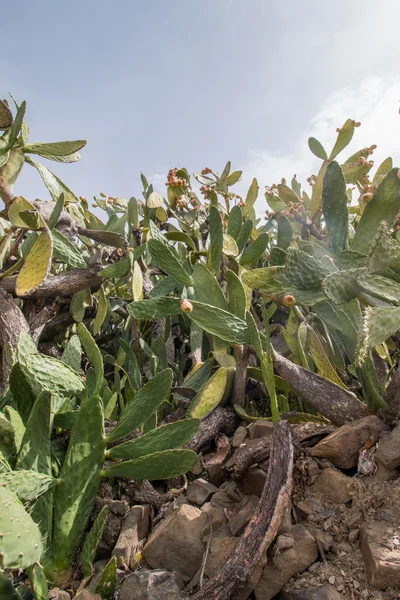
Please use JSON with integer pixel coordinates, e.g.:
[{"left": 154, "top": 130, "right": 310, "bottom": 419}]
[
  {"left": 360, "top": 521, "right": 400, "bottom": 588},
  {"left": 254, "top": 524, "right": 318, "bottom": 600},
  {"left": 49, "top": 589, "right": 71, "bottom": 600},
  {"left": 142, "top": 504, "right": 207, "bottom": 578},
  {"left": 296, "top": 496, "right": 324, "bottom": 518},
  {"left": 307, "top": 526, "right": 334, "bottom": 551},
  {"left": 375, "top": 427, "right": 400, "bottom": 469},
  {"left": 94, "top": 497, "right": 129, "bottom": 548},
  {"left": 186, "top": 478, "right": 218, "bottom": 506},
  {"left": 206, "top": 434, "right": 231, "bottom": 487},
  {"left": 164, "top": 495, "right": 189, "bottom": 518},
  {"left": 201, "top": 502, "right": 227, "bottom": 532},
  {"left": 310, "top": 416, "right": 388, "bottom": 469},
  {"left": 363, "top": 458, "right": 398, "bottom": 483},
  {"left": 211, "top": 481, "right": 243, "bottom": 508},
  {"left": 377, "top": 508, "right": 400, "bottom": 524},
  {"left": 74, "top": 592, "right": 101, "bottom": 600},
  {"left": 309, "top": 468, "right": 352, "bottom": 504},
  {"left": 119, "top": 569, "right": 184, "bottom": 600},
  {"left": 190, "top": 453, "right": 204, "bottom": 475},
  {"left": 229, "top": 501, "right": 257, "bottom": 536},
  {"left": 232, "top": 426, "right": 248, "bottom": 447},
  {"left": 278, "top": 583, "right": 342, "bottom": 599},
  {"left": 277, "top": 500, "right": 292, "bottom": 535},
  {"left": 112, "top": 505, "right": 150, "bottom": 568},
  {"left": 204, "top": 536, "right": 239, "bottom": 578},
  {"left": 246, "top": 420, "right": 274, "bottom": 440},
  {"left": 337, "top": 541, "right": 352, "bottom": 554},
  {"left": 239, "top": 467, "right": 267, "bottom": 496}
]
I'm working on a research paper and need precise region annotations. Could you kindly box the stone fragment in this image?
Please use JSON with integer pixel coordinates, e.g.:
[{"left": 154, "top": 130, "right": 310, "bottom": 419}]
[
  {"left": 142, "top": 505, "right": 207, "bottom": 578},
  {"left": 201, "top": 502, "right": 227, "bottom": 532},
  {"left": 246, "top": 419, "right": 274, "bottom": 440},
  {"left": 74, "top": 592, "right": 101, "bottom": 600},
  {"left": 186, "top": 478, "right": 218, "bottom": 506},
  {"left": 94, "top": 497, "right": 129, "bottom": 548},
  {"left": 119, "top": 569, "right": 184, "bottom": 600},
  {"left": 360, "top": 521, "right": 400, "bottom": 589},
  {"left": 307, "top": 526, "right": 334, "bottom": 551},
  {"left": 375, "top": 427, "right": 400, "bottom": 469},
  {"left": 112, "top": 505, "right": 150, "bottom": 568},
  {"left": 228, "top": 501, "right": 257, "bottom": 536},
  {"left": 206, "top": 434, "right": 231, "bottom": 486},
  {"left": 211, "top": 481, "right": 243, "bottom": 508},
  {"left": 296, "top": 496, "right": 324, "bottom": 518},
  {"left": 309, "top": 468, "right": 352, "bottom": 504},
  {"left": 232, "top": 426, "right": 248, "bottom": 448},
  {"left": 164, "top": 495, "right": 189, "bottom": 518},
  {"left": 238, "top": 466, "right": 267, "bottom": 496},
  {"left": 254, "top": 524, "right": 318, "bottom": 600},
  {"left": 190, "top": 453, "right": 204, "bottom": 475},
  {"left": 309, "top": 416, "right": 388, "bottom": 469},
  {"left": 277, "top": 500, "right": 292, "bottom": 535},
  {"left": 278, "top": 583, "right": 342, "bottom": 599}
]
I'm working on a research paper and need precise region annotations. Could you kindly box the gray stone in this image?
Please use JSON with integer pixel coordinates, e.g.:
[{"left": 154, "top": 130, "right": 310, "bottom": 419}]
[
  {"left": 307, "top": 526, "right": 334, "bottom": 551},
  {"left": 201, "top": 502, "right": 227, "bottom": 532},
  {"left": 119, "top": 569, "right": 184, "bottom": 600},
  {"left": 278, "top": 583, "right": 342, "bottom": 599},
  {"left": 310, "top": 416, "right": 388, "bottom": 469},
  {"left": 142, "top": 504, "right": 207, "bottom": 579},
  {"left": 277, "top": 500, "right": 292, "bottom": 535},
  {"left": 360, "top": 520, "right": 400, "bottom": 589},
  {"left": 254, "top": 524, "right": 318, "bottom": 600},
  {"left": 164, "top": 495, "right": 189, "bottom": 518},
  {"left": 239, "top": 467, "right": 267, "bottom": 496},
  {"left": 186, "top": 478, "right": 218, "bottom": 505},
  {"left": 112, "top": 505, "right": 150, "bottom": 568},
  {"left": 375, "top": 427, "right": 400, "bottom": 469},
  {"left": 246, "top": 419, "right": 274, "bottom": 440},
  {"left": 229, "top": 501, "right": 256, "bottom": 536},
  {"left": 309, "top": 468, "right": 352, "bottom": 504},
  {"left": 232, "top": 426, "right": 248, "bottom": 447}
]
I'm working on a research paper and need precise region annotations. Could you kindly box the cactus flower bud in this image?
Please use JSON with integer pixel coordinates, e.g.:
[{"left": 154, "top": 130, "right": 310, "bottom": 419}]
[
  {"left": 282, "top": 295, "right": 296, "bottom": 307},
  {"left": 100, "top": 192, "right": 107, "bottom": 198},
  {"left": 181, "top": 299, "right": 193, "bottom": 313}
]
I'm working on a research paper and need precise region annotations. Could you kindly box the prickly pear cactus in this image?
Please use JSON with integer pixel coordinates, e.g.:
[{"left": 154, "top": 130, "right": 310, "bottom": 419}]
[
  {"left": 286, "top": 247, "right": 329, "bottom": 290},
  {"left": 0, "top": 484, "right": 43, "bottom": 569}
]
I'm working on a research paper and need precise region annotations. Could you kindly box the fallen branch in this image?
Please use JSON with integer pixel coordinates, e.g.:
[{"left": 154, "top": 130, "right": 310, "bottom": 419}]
[
  {"left": 191, "top": 419, "right": 293, "bottom": 600},
  {"left": 0, "top": 267, "right": 103, "bottom": 298},
  {"left": 186, "top": 407, "right": 239, "bottom": 453},
  {"left": 0, "top": 290, "right": 30, "bottom": 391},
  {"left": 222, "top": 437, "right": 271, "bottom": 480},
  {"left": 274, "top": 352, "right": 369, "bottom": 426}
]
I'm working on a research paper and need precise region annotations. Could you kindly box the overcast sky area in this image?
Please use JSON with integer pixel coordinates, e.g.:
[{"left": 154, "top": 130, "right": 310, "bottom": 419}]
[{"left": 3, "top": 0, "right": 400, "bottom": 216}]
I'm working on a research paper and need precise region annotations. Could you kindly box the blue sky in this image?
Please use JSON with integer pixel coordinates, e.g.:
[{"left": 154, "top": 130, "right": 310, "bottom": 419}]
[{"left": 3, "top": 0, "right": 400, "bottom": 214}]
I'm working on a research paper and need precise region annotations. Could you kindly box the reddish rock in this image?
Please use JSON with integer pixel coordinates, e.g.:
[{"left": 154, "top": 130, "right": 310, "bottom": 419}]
[
  {"left": 142, "top": 505, "right": 207, "bottom": 578},
  {"left": 310, "top": 416, "right": 388, "bottom": 469},
  {"left": 309, "top": 468, "right": 352, "bottom": 504},
  {"left": 112, "top": 505, "right": 150, "bottom": 568},
  {"left": 246, "top": 420, "right": 274, "bottom": 440}
]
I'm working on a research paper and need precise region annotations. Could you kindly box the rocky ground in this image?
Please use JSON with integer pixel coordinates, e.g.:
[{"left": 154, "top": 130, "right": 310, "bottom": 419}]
[{"left": 50, "top": 415, "right": 400, "bottom": 600}]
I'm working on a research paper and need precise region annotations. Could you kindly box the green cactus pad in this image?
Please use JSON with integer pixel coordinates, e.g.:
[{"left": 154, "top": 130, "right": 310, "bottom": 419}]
[
  {"left": 103, "top": 449, "right": 197, "bottom": 480},
  {"left": 187, "top": 369, "right": 228, "bottom": 419},
  {"left": 351, "top": 169, "right": 400, "bottom": 254},
  {"left": 0, "top": 470, "right": 56, "bottom": 502},
  {"left": 127, "top": 297, "right": 181, "bottom": 320},
  {"left": 51, "top": 395, "right": 105, "bottom": 577},
  {"left": 356, "top": 273, "right": 400, "bottom": 305},
  {"left": 240, "top": 233, "right": 269, "bottom": 266},
  {"left": 187, "top": 301, "right": 249, "bottom": 345},
  {"left": 226, "top": 270, "right": 246, "bottom": 319},
  {"left": 227, "top": 205, "right": 243, "bottom": 240},
  {"left": 107, "top": 369, "right": 173, "bottom": 444},
  {"left": 81, "top": 505, "right": 109, "bottom": 578},
  {"left": 322, "top": 161, "right": 348, "bottom": 255},
  {"left": 323, "top": 268, "right": 366, "bottom": 304},
  {"left": 236, "top": 219, "right": 253, "bottom": 253},
  {"left": 355, "top": 306, "right": 400, "bottom": 367},
  {"left": 0, "top": 484, "right": 43, "bottom": 569},
  {"left": 367, "top": 221, "right": 400, "bottom": 273},
  {"left": 286, "top": 247, "right": 329, "bottom": 290},
  {"left": 148, "top": 237, "right": 193, "bottom": 286},
  {"left": 95, "top": 555, "right": 117, "bottom": 600},
  {"left": 193, "top": 263, "right": 227, "bottom": 310},
  {"left": 206, "top": 205, "right": 223, "bottom": 275},
  {"left": 107, "top": 419, "right": 199, "bottom": 460}
]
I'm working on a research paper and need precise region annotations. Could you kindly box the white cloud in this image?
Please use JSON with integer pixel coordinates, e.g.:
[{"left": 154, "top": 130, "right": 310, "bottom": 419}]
[{"left": 240, "top": 75, "right": 400, "bottom": 216}]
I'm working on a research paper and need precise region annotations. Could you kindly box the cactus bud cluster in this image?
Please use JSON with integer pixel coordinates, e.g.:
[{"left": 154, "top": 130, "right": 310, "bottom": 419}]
[{"left": 166, "top": 168, "right": 186, "bottom": 187}]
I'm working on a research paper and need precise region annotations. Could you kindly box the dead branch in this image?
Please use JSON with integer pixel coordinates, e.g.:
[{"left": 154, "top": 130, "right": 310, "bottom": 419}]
[
  {"left": 0, "top": 267, "right": 103, "bottom": 298},
  {"left": 273, "top": 352, "right": 369, "bottom": 425},
  {"left": 0, "top": 290, "right": 30, "bottom": 391},
  {"left": 233, "top": 344, "right": 250, "bottom": 406},
  {"left": 186, "top": 407, "right": 239, "bottom": 453},
  {"left": 190, "top": 419, "right": 293, "bottom": 600},
  {"left": 222, "top": 437, "right": 271, "bottom": 480}
]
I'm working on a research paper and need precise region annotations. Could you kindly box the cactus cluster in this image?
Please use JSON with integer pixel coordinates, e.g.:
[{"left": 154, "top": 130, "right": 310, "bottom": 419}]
[{"left": 1, "top": 96, "right": 400, "bottom": 594}]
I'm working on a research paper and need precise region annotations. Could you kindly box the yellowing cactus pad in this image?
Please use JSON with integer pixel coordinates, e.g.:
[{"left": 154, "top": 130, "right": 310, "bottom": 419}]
[{"left": 16, "top": 229, "right": 53, "bottom": 296}]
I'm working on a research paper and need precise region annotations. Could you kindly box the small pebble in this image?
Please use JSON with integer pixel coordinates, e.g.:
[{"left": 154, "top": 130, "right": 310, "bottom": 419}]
[
  {"left": 353, "top": 579, "right": 360, "bottom": 589},
  {"left": 308, "top": 562, "right": 320, "bottom": 573},
  {"left": 328, "top": 575, "right": 335, "bottom": 585}
]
